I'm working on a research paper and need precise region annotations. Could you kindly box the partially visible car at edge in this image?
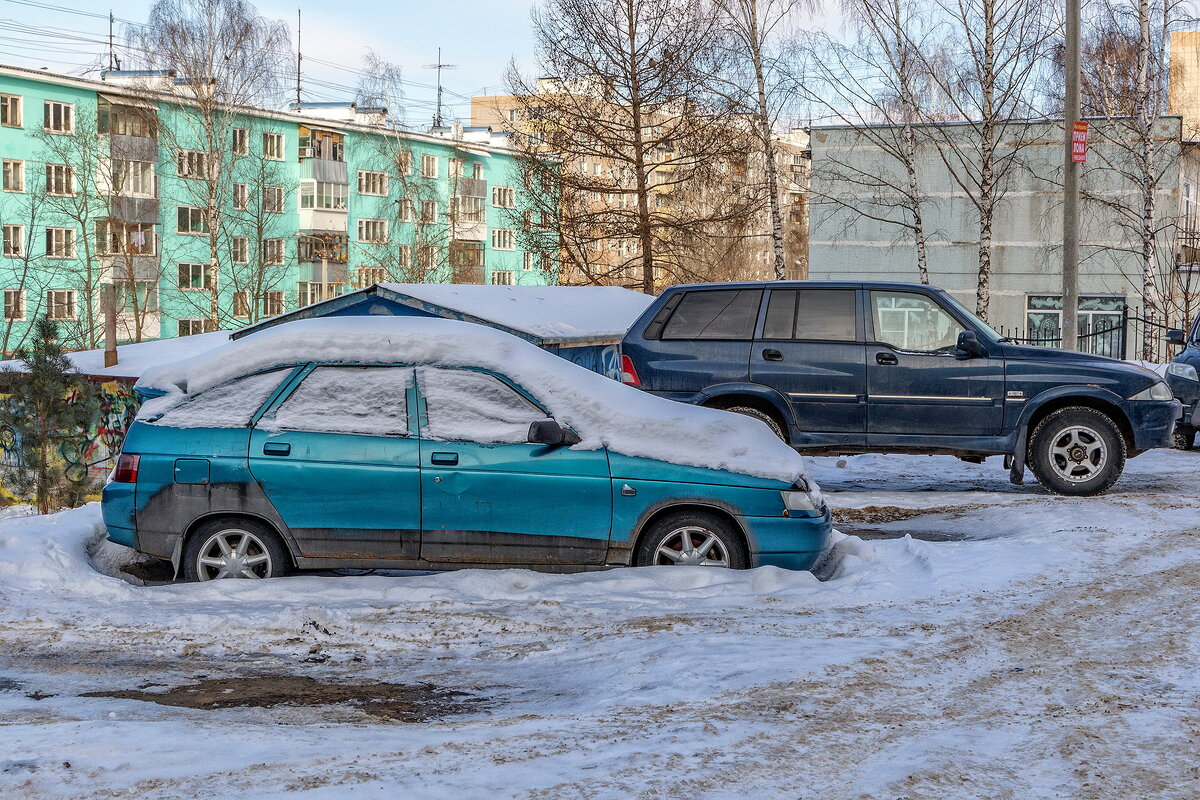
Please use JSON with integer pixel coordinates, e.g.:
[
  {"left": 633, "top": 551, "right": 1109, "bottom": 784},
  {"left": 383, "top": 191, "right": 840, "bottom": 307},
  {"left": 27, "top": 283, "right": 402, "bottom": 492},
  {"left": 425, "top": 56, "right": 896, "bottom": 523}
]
[{"left": 1165, "top": 317, "right": 1200, "bottom": 449}]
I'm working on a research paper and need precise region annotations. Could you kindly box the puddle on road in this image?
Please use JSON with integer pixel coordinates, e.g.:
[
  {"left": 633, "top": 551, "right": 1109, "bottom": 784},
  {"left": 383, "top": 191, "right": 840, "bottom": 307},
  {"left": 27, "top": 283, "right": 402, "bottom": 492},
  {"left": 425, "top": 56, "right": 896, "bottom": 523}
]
[{"left": 83, "top": 675, "right": 482, "bottom": 722}]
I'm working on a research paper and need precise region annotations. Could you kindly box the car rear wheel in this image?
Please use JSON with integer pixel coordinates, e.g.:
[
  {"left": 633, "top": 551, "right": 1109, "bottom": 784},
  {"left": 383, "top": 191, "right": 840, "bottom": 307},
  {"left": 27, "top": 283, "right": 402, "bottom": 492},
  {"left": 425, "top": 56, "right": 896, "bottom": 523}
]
[
  {"left": 1174, "top": 424, "right": 1196, "bottom": 451},
  {"left": 183, "top": 518, "right": 291, "bottom": 581},
  {"left": 1027, "top": 407, "right": 1126, "bottom": 496},
  {"left": 635, "top": 511, "right": 748, "bottom": 569},
  {"left": 725, "top": 406, "right": 786, "bottom": 442}
]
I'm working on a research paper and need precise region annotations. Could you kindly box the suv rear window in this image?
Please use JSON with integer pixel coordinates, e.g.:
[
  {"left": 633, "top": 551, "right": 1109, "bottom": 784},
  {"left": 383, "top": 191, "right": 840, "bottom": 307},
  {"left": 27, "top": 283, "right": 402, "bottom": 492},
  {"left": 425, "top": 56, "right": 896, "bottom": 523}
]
[
  {"left": 763, "top": 289, "right": 857, "bottom": 341},
  {"left": 661, "top": 290, "right": 762, "bottom": 340}
]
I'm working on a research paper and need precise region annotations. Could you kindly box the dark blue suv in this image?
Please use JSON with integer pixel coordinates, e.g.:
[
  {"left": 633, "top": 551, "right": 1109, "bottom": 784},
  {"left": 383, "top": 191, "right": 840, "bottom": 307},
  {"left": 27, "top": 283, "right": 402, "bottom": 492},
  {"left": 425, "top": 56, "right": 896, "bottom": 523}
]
[
  {"left": 620, "top": 281, "right": 1181, "bottom": 496},
  {"left": 1166, "top": 316, "right": 1200, "bottom": 449}
]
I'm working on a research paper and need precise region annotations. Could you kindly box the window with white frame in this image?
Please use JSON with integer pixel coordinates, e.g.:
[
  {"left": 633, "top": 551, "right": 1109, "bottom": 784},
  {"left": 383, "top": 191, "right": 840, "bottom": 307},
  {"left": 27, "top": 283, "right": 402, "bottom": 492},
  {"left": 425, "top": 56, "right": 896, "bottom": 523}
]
[
  {"left": 523, "top": 251, "right": 534, "bottom": 271},
  {"left": 177, "top": 206, "right": 208, "bottom": 234},
  {"left": 357, "top": 218, "right": 388, "bottom": 243},
  {"left": 449, "top": 158, "right": 464, "bottom": 179},
  {"left": 297, "top": 281, "right": 342, "bottom": 307},
  {"left": 397, "top": 198, "right": 413, "bottom": 222},
  {"left": 232, "top": 127, "right": 248, "bottom": 156},
  {"left": 420, "top": 200, "right": 437, "bottom": 224},
  {"left": 398, "top": 244, "right": 411, "bottom": 267},
  {"left": 232, "top": 236, "right": 248, "bottom": 264},
  {"left": 233, "top": 182, "right": 248, "bottom": 210},
  {"left": 176, "top": 149, "right": 213, "bottom": 179},
  {"left": 260, "top": 290, "right": 285, "bottom": 317},
  {"left": 178, "top": 262, "right": 214, "bottom": 291},
  {"left": 421, "top": 153, "right": 438, "bottom": 178},
  {"left": 1184, "top": 180, "right": 1198, "bottom": 233},
  {"left": 357, "top": 170, "right": 388, "bottom": 196},
  {"left": 491, "top": 186, "right": 515, "bottom": 208},
  {"left": 43, "top": 100, "right": 73, "bottom": 133},
  {"left": 45, "top": 164, "right": 73, "bottom": 195},
  {"left": 262, "top": 237, "right": 284, "bottom": 265},
  {"left": 44, "top": 227, "right": 75, "bottom": 258},
  {"left": 417, "top": 244, "right": 438, "bottom": 269},
  {"left": 457, "top": 196, "right": 485, "bottom": 222},
  {"left": 472, "top": 162, "right": 483, "bottom": 180},
  {"left": 178, "top": 319, "right": 213, "bottom": 336},
  {"left": 263, "top": 132, "right": 284, "bottom": 160},
  {"left": 491, "top": 270, "right": 515, "bottom": 286},
  {"left": 507, "top": 108, "right": 520, "bottom": 122},
  {"left": 2, "top": 159, "right": 24, "bottom": 192},
  {"left": 46, "top": 289, "right": 76, "bottom": 319},
  {"left": 233, "top": 290, "right": 250, "bottom": 319},
  {"left": 264, "top": 185, "right": 284, "bottom": 213},
  {"left": 300, "top": 181, "right": 348, "bottom": 211},
  {"left": 396, "top": 150, "right": 413, "bottom": 176},
  {"left": 95, "top": 221, "right": 155, "bottom": 256},
  {"left": 115, "top": 281, "right": 159, "bottom": 313},
  {"left": 3, "top": 225, "right": 23, "bottom": 258},
  {"left": 491, "top": 228, "right": 515, "bottom": 250},
  {"left": 0, "top": 94, "right": 21, "bottom": 127},
  {"left": 358, "top": 266, "right": 388, "bottom": 287},
  {"left": 111, "top": 160, "right": 153, "bottom": 196},
  {"left": 3, "top": 289, "right": 25, "bottom": 320}
]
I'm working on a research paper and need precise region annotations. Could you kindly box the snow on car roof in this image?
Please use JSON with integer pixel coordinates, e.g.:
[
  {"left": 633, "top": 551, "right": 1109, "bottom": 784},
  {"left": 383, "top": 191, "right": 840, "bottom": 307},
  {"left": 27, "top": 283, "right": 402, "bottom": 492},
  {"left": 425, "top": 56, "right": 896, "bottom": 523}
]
[{"left": 138, "top": 316, "right": 808, "bottom": 484}]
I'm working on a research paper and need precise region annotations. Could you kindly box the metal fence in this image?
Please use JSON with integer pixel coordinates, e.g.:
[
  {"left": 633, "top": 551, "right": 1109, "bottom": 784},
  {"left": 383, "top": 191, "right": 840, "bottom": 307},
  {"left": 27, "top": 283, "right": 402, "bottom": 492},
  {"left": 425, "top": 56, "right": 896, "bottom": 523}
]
[{"left": 995, "top": 308, "right": 1183, "bottom": 363}]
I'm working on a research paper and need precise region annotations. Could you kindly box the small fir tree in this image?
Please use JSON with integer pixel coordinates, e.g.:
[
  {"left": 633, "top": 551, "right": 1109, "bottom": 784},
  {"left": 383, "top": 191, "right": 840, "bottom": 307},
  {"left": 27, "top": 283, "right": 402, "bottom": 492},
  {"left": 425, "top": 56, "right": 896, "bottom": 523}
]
[{"left": 0, "top": 317, "right": 99, "bottom": 514}]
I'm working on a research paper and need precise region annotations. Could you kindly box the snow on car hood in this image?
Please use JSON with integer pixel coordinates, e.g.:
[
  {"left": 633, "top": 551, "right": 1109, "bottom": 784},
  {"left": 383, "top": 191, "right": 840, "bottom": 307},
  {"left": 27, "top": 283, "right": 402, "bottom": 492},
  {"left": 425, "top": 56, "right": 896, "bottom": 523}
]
[{"left": 137, "top": 317, "right": 809, "bottom": 485}]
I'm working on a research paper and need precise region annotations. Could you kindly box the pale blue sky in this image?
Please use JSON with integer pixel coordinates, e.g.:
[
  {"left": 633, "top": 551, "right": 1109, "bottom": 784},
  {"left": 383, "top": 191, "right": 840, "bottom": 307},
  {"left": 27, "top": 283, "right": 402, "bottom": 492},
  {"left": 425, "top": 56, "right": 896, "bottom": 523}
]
[{"left": 0, "top": 0, "right": 540, "bottom": 126}]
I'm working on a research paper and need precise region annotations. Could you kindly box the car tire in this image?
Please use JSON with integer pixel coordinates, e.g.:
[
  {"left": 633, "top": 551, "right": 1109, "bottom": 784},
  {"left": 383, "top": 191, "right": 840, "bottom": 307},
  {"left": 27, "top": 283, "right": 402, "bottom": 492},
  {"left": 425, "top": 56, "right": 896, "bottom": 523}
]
[
  {"left": 634, "top": 510, "right": 749, "bottom": 569},
  {"left": 725, "top": 406, "right": 787, "bottom": 442},
  {"left": 183, "top": 518, "right": 292, "bottom": 581},
  {"left": 1027, "top": 407, "right": 1126, "bottom": 496},
  {"left": 1173, "top": 424, "right": 1196, "bottom": 451}
]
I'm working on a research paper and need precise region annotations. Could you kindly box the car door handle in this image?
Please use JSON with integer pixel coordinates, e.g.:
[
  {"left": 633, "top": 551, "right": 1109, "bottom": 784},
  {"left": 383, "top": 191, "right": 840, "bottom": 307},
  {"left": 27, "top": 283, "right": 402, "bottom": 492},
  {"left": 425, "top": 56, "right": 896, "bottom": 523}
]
[
  {"left": 876, "top": 352, "right": 898, "bottom": 366},
  {"left": 262, "top": 442, "right": 291, "bottom": 456},
  {"left": 762, "top": 348, "right": 784, "bottom": 361},
  {"left": 430, "top": 452, "right": 459, "bottom": 466}
]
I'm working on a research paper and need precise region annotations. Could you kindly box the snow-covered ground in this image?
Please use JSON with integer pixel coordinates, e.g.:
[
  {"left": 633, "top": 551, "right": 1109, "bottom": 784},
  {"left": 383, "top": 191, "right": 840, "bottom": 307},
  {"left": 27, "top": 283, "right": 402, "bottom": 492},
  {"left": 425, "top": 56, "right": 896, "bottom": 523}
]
[{"left": 1, "top": 450, "right": 1198, "bottom": 799}]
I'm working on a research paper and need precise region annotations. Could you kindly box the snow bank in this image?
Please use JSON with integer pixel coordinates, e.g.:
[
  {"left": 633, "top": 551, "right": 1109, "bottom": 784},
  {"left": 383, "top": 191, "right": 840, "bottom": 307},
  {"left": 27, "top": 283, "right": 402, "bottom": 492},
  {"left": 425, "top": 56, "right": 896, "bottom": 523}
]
[{"left": 137, "top": 317, "right": 808, "bottom": 484}]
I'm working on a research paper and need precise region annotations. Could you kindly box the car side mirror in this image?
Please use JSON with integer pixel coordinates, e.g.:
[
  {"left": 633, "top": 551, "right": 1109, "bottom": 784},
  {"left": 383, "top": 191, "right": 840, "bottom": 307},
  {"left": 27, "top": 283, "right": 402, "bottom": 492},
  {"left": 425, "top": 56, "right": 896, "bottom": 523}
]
[
  {"left": 957, "top": 330, "right": 987, "bottom": 358},
  {"left": 528, "top": 419, "right": 580, "bottom": 446},
  {"left": 1165, "top": 328, "right": 1186, "bottom": 346}
]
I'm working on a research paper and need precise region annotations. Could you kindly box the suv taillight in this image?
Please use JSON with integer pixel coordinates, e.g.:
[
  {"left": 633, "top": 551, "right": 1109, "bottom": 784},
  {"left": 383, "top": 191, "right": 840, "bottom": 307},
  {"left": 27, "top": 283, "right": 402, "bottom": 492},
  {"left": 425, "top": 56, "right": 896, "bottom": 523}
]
[
  {"left": 113, "top": 453, "right": 140, "bottom": 483},
  {"left": 620, "top": 354, "right": 641, "bottom": 386}
]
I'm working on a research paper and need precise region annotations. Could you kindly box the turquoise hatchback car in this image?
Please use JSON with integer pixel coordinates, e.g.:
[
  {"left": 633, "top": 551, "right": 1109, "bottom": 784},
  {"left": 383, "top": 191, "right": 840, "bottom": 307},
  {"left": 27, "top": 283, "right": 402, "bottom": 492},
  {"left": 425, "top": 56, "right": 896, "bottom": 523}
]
[{"left": 101, "top": 318, "right": 831, "bottom": 581}]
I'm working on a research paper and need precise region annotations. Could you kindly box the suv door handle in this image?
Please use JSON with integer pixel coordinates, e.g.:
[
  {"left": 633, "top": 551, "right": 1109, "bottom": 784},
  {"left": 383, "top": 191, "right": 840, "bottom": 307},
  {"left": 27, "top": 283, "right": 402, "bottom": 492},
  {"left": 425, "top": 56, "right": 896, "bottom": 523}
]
[
  {"left": 875, "top": 352, "right": 898, "bottom": 366},
  {"left": 262, "top": 442, "right": 291, "bottom": 456},
  {"left": 762, "top": 348, "right": 784, "bottom": 361},
  {"left": 430, "top": 452, "right": 459, "bottom": 466}
]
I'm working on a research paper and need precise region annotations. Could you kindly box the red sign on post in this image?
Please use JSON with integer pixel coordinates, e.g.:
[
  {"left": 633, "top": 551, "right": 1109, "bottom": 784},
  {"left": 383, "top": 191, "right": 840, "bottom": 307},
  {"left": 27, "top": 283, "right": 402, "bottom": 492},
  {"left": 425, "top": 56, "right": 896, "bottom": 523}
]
[{"left": 1071, "top": 120, "right": 1089, "bottom": 163}]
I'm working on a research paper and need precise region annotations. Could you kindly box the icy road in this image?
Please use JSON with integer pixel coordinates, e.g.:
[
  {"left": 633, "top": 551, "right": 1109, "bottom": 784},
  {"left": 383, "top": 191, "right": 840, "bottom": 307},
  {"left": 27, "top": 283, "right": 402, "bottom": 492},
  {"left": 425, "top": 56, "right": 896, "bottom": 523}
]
[{"left": 1, "top": 450, "right": 1198, "bottom": 799}]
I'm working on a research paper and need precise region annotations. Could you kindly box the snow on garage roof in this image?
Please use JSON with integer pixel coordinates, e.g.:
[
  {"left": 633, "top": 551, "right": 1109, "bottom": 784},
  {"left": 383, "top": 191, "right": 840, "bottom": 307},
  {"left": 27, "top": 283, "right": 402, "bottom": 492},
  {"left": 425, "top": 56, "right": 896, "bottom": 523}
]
[{"left": 0, "top": 331, "right": 232, "bottom": 380}]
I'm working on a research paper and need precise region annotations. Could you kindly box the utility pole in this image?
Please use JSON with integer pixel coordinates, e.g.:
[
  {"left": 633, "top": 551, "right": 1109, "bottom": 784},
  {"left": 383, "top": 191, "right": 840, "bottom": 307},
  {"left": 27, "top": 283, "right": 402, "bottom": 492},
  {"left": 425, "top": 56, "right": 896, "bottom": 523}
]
[
  {"left": 423, "top": 48, "right": 457, "bottom": 129},
  {"left": 295, "top": 9, "right": 302, "bottom": 109},
  {"left": 1061, "top": 0, "right": 1082, "bottom": 351}
]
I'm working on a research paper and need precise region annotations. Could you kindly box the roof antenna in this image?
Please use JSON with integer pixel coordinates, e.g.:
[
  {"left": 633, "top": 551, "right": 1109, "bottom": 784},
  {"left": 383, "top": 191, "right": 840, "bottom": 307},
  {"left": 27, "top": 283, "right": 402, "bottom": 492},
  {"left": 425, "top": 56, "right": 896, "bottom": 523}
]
[
  {"left": 295, "top": 8, "right": 302, "bottom": 108},
  {"left": 423, "top": 48, "right": 457, "bottom": 128},
  {"left": 108, "top": 10, "right": 120, "bottom": 71}
]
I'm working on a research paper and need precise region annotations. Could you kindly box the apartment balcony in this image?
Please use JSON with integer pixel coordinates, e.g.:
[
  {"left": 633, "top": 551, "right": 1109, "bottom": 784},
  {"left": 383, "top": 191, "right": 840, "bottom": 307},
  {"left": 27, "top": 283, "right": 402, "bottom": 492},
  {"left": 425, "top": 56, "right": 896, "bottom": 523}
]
[
  {"left": 101, "top": 254, "right": 161, "bottom": 282},
  {"left": 298, "top": 208, "right": 348, "bottom": 233},
  {"left": 110, "top": 196, "right": 159, "bottom": 224},
  {"left": 452, "top": 220, "right": 487, "bottom": 241},
  {"left": 300, "top": 158, "right": 349, "bottom": 184},
  {"left": 455, "top": 176, "right": 487, "bottom": 198}
]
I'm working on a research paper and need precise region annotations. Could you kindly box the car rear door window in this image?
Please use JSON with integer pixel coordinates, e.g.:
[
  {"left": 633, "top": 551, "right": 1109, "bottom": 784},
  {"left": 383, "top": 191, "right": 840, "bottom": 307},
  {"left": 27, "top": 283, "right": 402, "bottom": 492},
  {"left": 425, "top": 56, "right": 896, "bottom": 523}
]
[
  {"left": 418, "top": 367, "right": 546, "bottom": 443},
  {"left": 148, "top": 369, "right": 289, "bottom": 428},
  {"left": 763, "top": 289, "right": 857, "bottom": 341},
  {"left": 268, "top": 366, "right": 413, "bottom": 436},
  {"left": 661, "top": 289, "right": 762, "bottom": 340}
]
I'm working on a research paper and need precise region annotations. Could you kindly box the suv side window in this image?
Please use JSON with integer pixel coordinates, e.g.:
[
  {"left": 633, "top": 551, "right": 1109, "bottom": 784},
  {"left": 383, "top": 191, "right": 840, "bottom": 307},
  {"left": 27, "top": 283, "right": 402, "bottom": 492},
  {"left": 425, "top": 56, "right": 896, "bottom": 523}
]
[
  {"left": 418, "top": 367, "right": 545, "bottom": 443},
  {"left": 268, "top": 366, "right": 413, "bottom": 436},
  {"left": 763, "top": 289, "right": 856, "bottom": 340},
  {"left": 149, "top": 368, "right": 289, "bottom": 428},
  {"left": 871, "top": 291, "right": 964, "bottom": 353},
  {"left": 661, "top": 289, "right": 762, "bottom": 340}
]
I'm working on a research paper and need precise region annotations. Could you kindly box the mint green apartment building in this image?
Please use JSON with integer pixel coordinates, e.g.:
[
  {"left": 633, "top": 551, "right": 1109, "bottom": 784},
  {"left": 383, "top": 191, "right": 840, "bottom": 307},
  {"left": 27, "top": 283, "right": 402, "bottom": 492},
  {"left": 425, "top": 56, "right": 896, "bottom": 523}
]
[{"left": 0, "top": 63, "right": 550, "bottom": 355}]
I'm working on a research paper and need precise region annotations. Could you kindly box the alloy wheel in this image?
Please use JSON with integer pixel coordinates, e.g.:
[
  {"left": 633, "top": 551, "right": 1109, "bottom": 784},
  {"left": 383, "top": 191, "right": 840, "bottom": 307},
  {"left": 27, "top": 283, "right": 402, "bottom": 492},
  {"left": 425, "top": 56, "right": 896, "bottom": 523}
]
[
  {"left": 195, "top": 528, "right": 273, "bottom": 580},
  {"left": 1048, "top": 425, "right": 1108, "bottom": 483},
  {"left": 653, "top": 526, "right": 730, "bottom": 567}
]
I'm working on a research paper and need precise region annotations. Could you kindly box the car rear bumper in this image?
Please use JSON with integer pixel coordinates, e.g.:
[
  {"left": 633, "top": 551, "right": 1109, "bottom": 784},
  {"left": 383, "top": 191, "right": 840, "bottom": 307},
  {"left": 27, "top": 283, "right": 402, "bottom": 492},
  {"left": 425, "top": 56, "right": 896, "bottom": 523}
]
[
  {"left": 741, "top": 506, "right": 834, "bottom": 571},
  {"left": 1124, "top": 399, "right": 1182, "bottom": 450},
  {"left": 101, "top": 481, "right": 138, "bottom": 548}
]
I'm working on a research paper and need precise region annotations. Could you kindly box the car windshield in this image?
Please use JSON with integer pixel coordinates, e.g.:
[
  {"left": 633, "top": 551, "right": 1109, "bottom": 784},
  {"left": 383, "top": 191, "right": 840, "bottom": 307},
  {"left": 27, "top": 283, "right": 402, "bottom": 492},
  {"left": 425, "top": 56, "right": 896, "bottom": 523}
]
[{"left": 937, "top": 291, "right": 1003, "bottom": 343}]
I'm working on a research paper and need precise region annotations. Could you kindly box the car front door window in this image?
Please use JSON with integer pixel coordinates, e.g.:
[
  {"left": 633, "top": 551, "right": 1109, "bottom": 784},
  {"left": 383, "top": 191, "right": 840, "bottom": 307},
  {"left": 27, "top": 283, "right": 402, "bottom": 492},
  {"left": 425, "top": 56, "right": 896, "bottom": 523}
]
[
  {"left": 871, "top": 291, "right": 964, "bottom": 353},
  {"left": 417, "top": 367, "right": 546, "bottom": 443}
]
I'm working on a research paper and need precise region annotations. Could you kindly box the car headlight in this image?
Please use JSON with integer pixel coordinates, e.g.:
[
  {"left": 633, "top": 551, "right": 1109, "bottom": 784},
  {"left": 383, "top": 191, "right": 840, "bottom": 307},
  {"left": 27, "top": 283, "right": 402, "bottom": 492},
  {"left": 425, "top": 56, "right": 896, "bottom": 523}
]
[
  {"left": 782, "top": 480, "right": 824, "bottom": 514},
  {"left": 1128, "top": 381, "right": 1175, "bottom": 401},
  {"left": 1167, "top": 362, "right": 1199, "bottom": 383}
]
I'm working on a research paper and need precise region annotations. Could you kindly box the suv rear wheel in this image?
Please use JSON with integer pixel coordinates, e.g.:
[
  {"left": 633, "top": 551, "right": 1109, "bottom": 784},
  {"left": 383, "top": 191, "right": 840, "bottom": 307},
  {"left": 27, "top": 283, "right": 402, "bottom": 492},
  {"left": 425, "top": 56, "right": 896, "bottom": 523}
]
[
  {"left": 724, "top": 406, "right": 786, "bottom": 442},
  {"left": 1027, "top": 407, "right": 1126, "bottom": 496},
  {"left": 635, "top": 510, "right": 748, "bottom": 569},
  {"left": 183, "top": 518, "right": 292, "bottom": 581},
  {"left": 1174, "top": 424, "right": 1196, "bottom": 451}
]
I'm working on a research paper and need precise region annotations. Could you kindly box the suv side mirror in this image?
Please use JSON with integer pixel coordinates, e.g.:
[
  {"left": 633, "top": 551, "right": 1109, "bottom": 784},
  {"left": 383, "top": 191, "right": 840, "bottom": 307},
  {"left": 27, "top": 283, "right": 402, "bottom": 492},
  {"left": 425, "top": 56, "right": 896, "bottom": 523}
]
[
  {"left": 956, "top": 330, "right": 987, "bottom": 358},
  {"left": 1165, "top": 328, "right": 1186, "bottom": 346},
  {"left": 528, "top": 419, "right": 580, "bottom": 446}
]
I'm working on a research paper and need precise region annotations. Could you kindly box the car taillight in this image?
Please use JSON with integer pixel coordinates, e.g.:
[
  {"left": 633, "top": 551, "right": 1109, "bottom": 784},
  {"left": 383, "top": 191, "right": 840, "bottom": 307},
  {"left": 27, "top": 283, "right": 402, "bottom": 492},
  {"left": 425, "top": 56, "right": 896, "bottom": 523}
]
[
  {"left": 620, "top": 354, "right": 641, "bottom": 386},
  {"left": 113, "top": 453, "right": 140, "bottom": 483}
]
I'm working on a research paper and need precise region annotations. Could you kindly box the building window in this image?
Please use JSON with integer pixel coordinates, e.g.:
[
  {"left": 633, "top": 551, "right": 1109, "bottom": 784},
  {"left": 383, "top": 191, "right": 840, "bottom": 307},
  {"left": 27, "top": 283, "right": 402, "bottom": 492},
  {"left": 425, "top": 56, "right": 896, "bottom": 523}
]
[
  {"left": 397, "top": 198, "right": 413, "bottom": 222},
  {"left": 263, "top": 132, "right": 284, "bottom": 160},
  {"left": 1025, "top": 295, "right": 1127, "bottom": 358},
  {"left": 1, "top": 94, "right": 21, "bottom": 127},
  {"left": 523, "top": 251, "right": 534, "bottom": 272},
  {"left": 357, "top": 219, "right": 388, "bottom": 243},
  {"left": 299, "top": 180, "right": 348, "bottom": 211},
  {"left": 176, "top": 149, "right": 212, "bottom": 179},
  {"left": 396, "top": 150, "right": 413, "bottom": 176},
  {"left": 233, "top": 291, "right": 250, "bottom": 319},
  {"left": 421, "top": 154, "right": 438, "bottom": 179},
  {"left": 297, "top": 281, "right": 341, "bottom": 307},
  {"left": 449, "top": 158, "right": 464, "bottom": 179},
  {"left": 450, "top": 240, "right": 485, "bottom": 269},
  {"left": 233, "top": 183, "right": 248, "bottom": 210},
  {"left": 43, "top": 101, "right": 73, "bottom": 133},
  {"left": 297, "top": 233, "right": 348, "bottom": 264},
  {"left": 420, "top": 200, "right": 437, "bottom": 224},
  {"left": 358, "top": 267, "right": 388, "bottom": 287},
  {"left": 115, "top": 281, "right": 159, "bottom": 313},
  {"left": 260, "top": 290, "right": 284, "bottom": 317},
  {"left": 507, "top": 108, "right": 520, "bottom": 122},
  {"left": 492, "top": 186, "right": 515, "bottom": 208},
  {"left": 98, "top": 100, "right": 155, "bottom": 137},
  {"left": 3, "top": 289, "right": 25, "bottom": 320},
  {"left": 2, "top": 159, "right": 24, "bottom": 192},
  {"left": 2, "top": 225, "right": 23, "bottom": 258},
  {"left": 262, "top": 238, "right": 284, "bottom": 265},
  {"left": 264, "top": 185, "right": 284, "bottom": 213},
  {"left": 44, "top": 227, "right": 75, "bottom": 258},
  {"left": 232, "top": 127, "right": 248, "bottom": 156},
  {"left": 179, "top": 262, "right": 214, "bottom": 291},
  {"left": 111, "top": 160, "right": 154, "bottom": 196},
  {"left": 398, "top": 244, "right": 411, "bottom": 267},
  {"left": 457, "top": 196, "right": 485, "bottom": 223},
  {"left": 177, "top": 319, "right": 213, "bottom": 336},
  {"left": 233, "top": 236, "right": 248, "bottom": 264},
  {"left": 491, "top": 270, "right": 515, "bottom": 286},
  {"left": 44, "top": 164, "right": 74, "bottom": 196},
  {"left": 472, "top": 162, "right": 483, "bottom": 180},
  {"left": 177, "top": 206, "right": 208, "bottom": 234},
  {"left": 46, "top": 289, "right": 76, "bottom": 319},
  {"left": 492, "top": 228, "right": 515, "bottom": 250},
  {"left": 357, "top": 170, "right": 388, "bottom": 196},
  {"left": 417, "top": 245, "right": 438, "bottom": 269},
  {"left": 96, "top": 221, "right": 155, "bottom": 256}
]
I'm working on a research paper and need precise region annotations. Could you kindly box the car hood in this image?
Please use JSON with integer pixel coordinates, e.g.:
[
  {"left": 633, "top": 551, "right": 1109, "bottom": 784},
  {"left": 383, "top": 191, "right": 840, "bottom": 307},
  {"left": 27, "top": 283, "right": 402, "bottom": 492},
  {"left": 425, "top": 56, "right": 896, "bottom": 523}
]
[{"left": 1000, "top": 343, "right": 1162, "bottom": 386}]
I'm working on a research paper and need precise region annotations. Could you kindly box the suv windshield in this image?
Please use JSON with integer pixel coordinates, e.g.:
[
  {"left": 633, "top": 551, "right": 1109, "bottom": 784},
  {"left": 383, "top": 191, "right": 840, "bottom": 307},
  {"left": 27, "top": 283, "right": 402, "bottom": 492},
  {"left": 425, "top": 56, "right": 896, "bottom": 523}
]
[{"left": 936, "top": 291, "right": 1003, "bottom": 343}]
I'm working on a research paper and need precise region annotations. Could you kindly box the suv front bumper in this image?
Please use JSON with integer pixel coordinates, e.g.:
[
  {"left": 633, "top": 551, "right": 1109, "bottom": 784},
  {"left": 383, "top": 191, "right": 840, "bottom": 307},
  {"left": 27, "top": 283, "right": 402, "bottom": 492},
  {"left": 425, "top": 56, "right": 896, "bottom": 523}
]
[{"left": 1124, "top": 398, "right": 1183, "bottom": 450}]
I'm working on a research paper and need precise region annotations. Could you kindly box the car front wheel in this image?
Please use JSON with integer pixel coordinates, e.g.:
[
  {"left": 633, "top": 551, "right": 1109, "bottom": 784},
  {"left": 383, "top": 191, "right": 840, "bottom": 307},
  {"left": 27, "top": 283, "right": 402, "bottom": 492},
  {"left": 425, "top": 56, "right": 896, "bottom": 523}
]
[
  {"left": 634, "top": 511, "right": 748, "bottom": 569},
  {"left": 1027, "top": 407, "right": 1126, "bottom": 496},
  {"left": 183, "top": 518, "right": 292, "bottom": 581}
]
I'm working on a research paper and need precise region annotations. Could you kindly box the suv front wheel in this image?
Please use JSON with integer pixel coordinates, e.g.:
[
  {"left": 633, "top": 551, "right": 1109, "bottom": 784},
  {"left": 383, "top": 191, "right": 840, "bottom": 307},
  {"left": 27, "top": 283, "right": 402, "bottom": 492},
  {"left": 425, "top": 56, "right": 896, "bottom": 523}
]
[{"left": 1027, "top": 407, "right": 1126, "bottom": 496}]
